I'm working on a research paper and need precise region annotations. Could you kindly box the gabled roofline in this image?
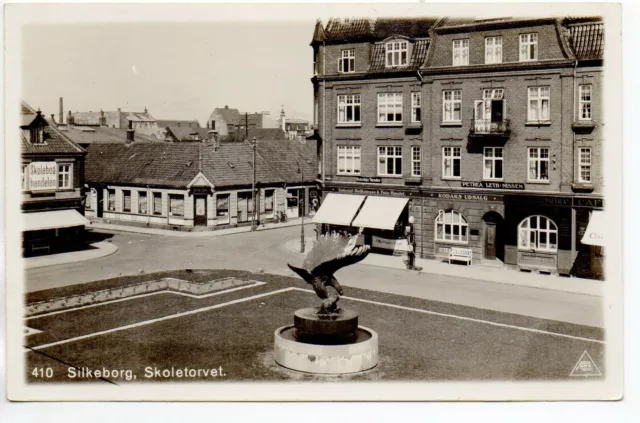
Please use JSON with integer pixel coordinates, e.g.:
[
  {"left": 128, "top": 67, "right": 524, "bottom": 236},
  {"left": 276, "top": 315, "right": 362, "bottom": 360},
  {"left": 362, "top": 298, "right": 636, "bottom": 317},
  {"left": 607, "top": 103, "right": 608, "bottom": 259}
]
[
  {"left": 434, "top": 17, "right": 558, "bottom": 34},
  {"left": 186, "top": 171, "right": 215, "bottom": 189}
]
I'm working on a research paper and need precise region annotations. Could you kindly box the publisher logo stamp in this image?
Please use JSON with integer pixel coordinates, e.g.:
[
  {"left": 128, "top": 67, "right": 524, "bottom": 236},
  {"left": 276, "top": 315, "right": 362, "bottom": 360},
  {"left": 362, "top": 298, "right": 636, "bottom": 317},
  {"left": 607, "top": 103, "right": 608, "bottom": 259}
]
[{"left": 570, "top": 351, "right": 602, "bottom": 377}]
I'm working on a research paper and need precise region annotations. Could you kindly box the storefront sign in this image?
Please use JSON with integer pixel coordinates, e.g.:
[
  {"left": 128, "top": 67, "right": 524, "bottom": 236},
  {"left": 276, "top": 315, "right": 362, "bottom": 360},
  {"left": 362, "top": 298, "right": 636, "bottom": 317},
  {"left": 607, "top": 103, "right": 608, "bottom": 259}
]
[
  {"left": 355, "top": 177, "right": 382, "bottom": 184},
  {"left": 190, "top": 186, "right": 212, "bottom": 195},
  {"left": 28, "top": 162, "right": 57, "bottom": 191},
  {"left": 372, "top": 235, "right": 410, "bottom": 253},
  {"left": 573, "top": 197, "right": 604, "bottom": 209},
  {"left": 509, "top": 195, "right": 604, "bottom": 208},
  {"left": 426, "top": 192, "right": 503, "bottom": 202},
  {"left": 462, "top": 181, "right": 525, "bottom": 190},
  {"left": 328, "top": 186, "right": 414, "bottom": 197}
]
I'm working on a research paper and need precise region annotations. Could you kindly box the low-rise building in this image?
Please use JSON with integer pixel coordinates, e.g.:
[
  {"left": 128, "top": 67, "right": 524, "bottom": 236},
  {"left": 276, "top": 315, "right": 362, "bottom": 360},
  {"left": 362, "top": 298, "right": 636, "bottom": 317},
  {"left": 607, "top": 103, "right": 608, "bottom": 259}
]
[
  {"left": 20, "top": 103, "right": 88, "bottom": 256},
  {"left": 84, "top": 138, "right": 318, "bottom": 230}
]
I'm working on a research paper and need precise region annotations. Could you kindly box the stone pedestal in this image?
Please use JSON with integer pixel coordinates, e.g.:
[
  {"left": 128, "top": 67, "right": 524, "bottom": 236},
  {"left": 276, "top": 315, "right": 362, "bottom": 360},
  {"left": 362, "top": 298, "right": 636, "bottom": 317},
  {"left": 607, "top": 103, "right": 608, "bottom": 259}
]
[{"left": 293, "top": 307, "right": 358, "bottom": 344}]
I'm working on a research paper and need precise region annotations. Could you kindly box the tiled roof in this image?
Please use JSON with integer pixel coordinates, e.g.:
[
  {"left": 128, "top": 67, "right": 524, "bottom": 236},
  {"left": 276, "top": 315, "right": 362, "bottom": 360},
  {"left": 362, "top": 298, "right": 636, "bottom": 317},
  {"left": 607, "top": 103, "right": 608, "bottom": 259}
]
[
  {"left": 156, "top": 120, "right": 201, "bottom": 128},
  {"left": 323, "top": 18, "right": 375, "bottom": 42},
  {"left": 246, "top": 128, "right": 286, "bottom": 140},
  {"left": 71, "top": 111, "right": 120, "bottom": 126},
  {"left": 311, "top": 19, "right": 326, "bottom": 44},
  {"left": 368, "top": 38, "right": 430, "bottom": 73},
  {"left": 568, "top": 21, "right": 604, "bottom": 60},
  {"left": 85, "top": 138, "right": 317, "bottom": 189},
  {"left": 60, "top": 125, "right": 165, "bottom": 145},
  {"left": 166, "top": 126, "right": 210, "bottom": 141},
  {"left": 374, "top": 18, "right": 438, "bottom": 39},
  {"left": 21, "top": 101, "right": 85, "bottom": 155},
  {"left": 209, "top": 107, "right": 242, "bottom": 126},
  {"left": 21, "top": 103, "right": 38, "bottom": 127}
]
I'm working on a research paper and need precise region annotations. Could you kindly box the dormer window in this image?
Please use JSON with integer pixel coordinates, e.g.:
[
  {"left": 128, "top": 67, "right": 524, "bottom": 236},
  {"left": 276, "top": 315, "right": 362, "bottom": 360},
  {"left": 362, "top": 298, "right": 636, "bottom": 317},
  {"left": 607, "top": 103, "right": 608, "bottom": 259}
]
[
  {"left": 385, "top": 41, "right": 408, "bottom": 67},
  {"left": 30, "top": 127, "right": 45, "bottom": 144},
  {"left": 338, "top": 49, "right": 355, "bottom": 73}
]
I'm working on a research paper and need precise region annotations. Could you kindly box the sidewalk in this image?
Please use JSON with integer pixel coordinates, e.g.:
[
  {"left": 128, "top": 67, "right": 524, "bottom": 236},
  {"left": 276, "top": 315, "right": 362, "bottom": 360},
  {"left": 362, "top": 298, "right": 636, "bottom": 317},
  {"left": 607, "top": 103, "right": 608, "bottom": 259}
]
[
  {"left": 24, "top": 241, "right": 118, "bottom": 269},
  {"left": 88, "top": 217, "right": 315, "bottom": 238},
  {"left": 284, "top": 237, "right": 603, "bottom": 297}
]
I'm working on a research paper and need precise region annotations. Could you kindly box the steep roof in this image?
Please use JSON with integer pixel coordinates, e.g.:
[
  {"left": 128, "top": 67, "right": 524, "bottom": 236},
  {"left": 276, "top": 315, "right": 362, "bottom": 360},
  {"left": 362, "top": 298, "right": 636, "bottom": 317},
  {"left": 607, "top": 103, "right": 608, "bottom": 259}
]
[
  {"left": 166, "top": 126, "right": 210, "bottom": 141},
  {"left": 21, "top": 102, "right": 85, "bottom": 155},
  {"left": 323, "top": 18, "right": 376, "bottom": 42},
  {"left": 209, "top": 107, "right": 242, "bottom": 126},
  {"left": 374, "top": 17, "right": 438, "bottom": 39},
  {"left": 85, "top": 138, "right": 317, "bottom": 189},
  {"left": 321, "top": 17, "right": 438, "bottom": 43},
  {"left": 368, "top": 38, "right": 430, "bottom": 73},
  {"left": 567, "top": 21, "right": 604, "bottom": 60}
]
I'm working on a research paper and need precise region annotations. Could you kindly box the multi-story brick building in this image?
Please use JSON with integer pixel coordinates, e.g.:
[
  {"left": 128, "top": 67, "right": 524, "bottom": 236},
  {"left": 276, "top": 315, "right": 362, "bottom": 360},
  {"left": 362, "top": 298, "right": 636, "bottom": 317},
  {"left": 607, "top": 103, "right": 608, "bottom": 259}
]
[
  {"left": 311, "top": 16, "right": 604, "bottom": 278},
  {"left": 21, "top": 102, "right": 88, "bottom": 256}
]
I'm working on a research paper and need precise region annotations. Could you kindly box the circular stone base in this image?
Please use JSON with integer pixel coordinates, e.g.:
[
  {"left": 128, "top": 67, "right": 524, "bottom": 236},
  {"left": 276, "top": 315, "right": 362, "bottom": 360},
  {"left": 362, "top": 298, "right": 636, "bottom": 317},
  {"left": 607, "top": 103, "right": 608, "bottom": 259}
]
[{"left": 274, "top": 325, "right": 378, "bottom": 374}]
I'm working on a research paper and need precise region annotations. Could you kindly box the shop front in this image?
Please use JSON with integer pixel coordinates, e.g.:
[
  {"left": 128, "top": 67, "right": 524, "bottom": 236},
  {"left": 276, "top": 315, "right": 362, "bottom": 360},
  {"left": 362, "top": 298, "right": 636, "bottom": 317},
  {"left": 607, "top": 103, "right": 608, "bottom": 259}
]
[{"left": 22, "top": 209, "right": 89, "bottom": 257}]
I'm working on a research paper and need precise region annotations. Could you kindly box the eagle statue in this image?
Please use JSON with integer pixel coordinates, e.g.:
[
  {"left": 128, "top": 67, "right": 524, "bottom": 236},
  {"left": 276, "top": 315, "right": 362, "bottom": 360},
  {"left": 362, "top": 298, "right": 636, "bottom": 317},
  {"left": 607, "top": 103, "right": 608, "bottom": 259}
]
[{"left": 288, "top": 233, "right": 371, "bottom": 314}]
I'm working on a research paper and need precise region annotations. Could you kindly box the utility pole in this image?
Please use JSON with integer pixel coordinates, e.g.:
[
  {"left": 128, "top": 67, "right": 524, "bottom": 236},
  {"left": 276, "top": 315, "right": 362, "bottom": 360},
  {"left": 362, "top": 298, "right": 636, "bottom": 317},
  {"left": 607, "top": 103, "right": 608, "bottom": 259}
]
[
  {"left": 299, "top": 161, "right": 305, "bottom": 253},
  {"left": 245, "top": 113, "right": 249, "bottom": 141},
  {"left": 251, "top": 137, "right": 257, "bottom": 231}
]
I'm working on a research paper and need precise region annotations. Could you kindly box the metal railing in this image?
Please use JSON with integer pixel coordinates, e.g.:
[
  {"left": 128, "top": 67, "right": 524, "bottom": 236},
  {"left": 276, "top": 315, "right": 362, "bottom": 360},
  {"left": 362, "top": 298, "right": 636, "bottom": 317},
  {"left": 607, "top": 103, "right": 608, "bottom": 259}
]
[{"left": 470, "top": 118, "right": 511, "bottom": 135}]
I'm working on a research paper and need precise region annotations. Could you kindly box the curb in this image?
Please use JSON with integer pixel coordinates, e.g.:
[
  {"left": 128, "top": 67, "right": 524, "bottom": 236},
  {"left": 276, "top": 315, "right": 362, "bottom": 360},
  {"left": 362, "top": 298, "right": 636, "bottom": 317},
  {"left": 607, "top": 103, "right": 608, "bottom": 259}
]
[{"left": 25, "top": 241, "right": 119, "bottom": 269}]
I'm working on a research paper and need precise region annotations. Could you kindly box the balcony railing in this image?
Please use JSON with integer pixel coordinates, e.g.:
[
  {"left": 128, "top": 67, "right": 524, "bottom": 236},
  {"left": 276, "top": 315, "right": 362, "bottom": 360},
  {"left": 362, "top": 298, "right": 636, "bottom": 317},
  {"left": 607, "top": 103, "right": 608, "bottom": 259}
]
[{"left": 469, "top": 119, "right": 511, "bottom": 137}]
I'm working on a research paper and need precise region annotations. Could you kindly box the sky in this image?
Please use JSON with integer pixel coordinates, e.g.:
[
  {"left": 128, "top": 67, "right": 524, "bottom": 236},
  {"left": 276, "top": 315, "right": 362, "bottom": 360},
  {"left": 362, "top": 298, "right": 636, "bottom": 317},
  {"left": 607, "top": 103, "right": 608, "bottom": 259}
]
[{"left": 21, "top": 21, "right": 316, "bottom": 126}]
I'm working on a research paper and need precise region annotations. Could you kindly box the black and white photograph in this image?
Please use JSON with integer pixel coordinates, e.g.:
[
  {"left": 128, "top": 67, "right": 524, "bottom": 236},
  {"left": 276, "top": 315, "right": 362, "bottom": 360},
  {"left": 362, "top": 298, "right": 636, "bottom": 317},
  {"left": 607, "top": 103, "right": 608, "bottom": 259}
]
[{"left": 3, "top": 2, "right": 625, "bottom": 404}]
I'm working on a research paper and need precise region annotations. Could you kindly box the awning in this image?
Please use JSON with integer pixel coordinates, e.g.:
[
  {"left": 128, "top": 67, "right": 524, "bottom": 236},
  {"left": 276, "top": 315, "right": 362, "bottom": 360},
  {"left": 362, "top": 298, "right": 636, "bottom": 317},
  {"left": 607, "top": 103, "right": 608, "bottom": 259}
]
[
  {"left": 352, "top": 195, "right": 409, "bottom": 230},
  {"left": 581, "top": 211, "right": 605, "bottom": 247},
  {"left": 23, "top": 210, "right": 90, "bottom": 232},
  {"left": 312, "top": 193, "right": 366, "bottom": 226}
]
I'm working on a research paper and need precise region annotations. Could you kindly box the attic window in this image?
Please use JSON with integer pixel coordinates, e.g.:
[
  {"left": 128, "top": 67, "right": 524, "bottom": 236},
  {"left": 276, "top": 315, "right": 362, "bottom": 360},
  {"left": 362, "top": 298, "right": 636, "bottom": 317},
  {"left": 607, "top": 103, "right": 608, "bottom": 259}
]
[
  {"left": 385, "top": 41, "right": 408, "bottom": 67},
  {"left": 30, "top": 127, "right": 45, "bottom": 144}
]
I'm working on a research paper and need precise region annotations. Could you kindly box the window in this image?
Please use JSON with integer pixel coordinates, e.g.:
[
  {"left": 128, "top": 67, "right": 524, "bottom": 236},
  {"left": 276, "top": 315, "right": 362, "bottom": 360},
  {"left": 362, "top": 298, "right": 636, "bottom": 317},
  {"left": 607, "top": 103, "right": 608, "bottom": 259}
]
[
  {"left": 579, "top": 148, "right": 592, "bottom": 183},
  {"left": 122, "top": 190, "right": 132, "bottom": 212},
  {"left": 528, "top": 147, "right": 550, "bottom": 182},
  {"left": 442, "top": 90, "right": 462, "bottom": 122},
  {"left": 483, "top": 147, "right": 504, "bottom": 180},
  {"left": 377, "top": 146, "right": 402, "bottom": 176},
  {"left": 518, "top": 215, "right": 558, "bottom": 252},
  {"left": 579, "top": 85, "right": 592, "bottom": 120},
  {"left": 58, "top": 164, "right": 72, "bottom": 189},
  {"left": 337, "top": 94, "right": 361, "bottom": 124},
  {"left": 528, "top": 86, "right": 550, "bottom": 121},
  {"left": 411, "top": 146, "right": 421, "bottom": 177},
  {"left": 338, "top": 49, "right": 355, "bottom": 73},
  {"left": 337, "top": 145, "right": 361, "bottom": 175},
  {"left": 169, "top": 194, "right": 184, "bottom": 217},
  {"left": 216, "top": 194, "right": 230, "bottom": 223},
  {"left": 442, "top": 147, "right": 461, "bottom": 179},
  {"left": 21, "top": 165, "right": 27, "bottom": 191},
  {"left": 485, "top": 36, "right": 503, "bottom": 64},
  {"left": 264, "top": 189, "right": 275, "bottom": 215},
  {"left": 377, "top": 93, "right": 403, "bottom": 123},
  {"left": 435, "top": 210, "right": 468, "bottom": 243},
  {"left": 519, "top": 33, "right": 538, "bottom": 61},
  {"left": 452, "top": 39, "right": 469, "bottom": 66},
  {"left": 30, "top": 127, "right": 45, "bottom": 144},
  {"left": 152, "top": 192, "right": 163, "bottom": 215},
  {"left": 107, "top": 189, "right": 116, "bottom": 211},
  {"left": 138, "top": 191, "right": 148, "bottom": 214},
  {"left": 411, "top": 92, "right": 421, "bottom": 122},
  {"left": 385, "top": 41, "right": 408, "bottom": 67},
  {"left": 85, "top": 190, "right": 93, "bottom": 210}
]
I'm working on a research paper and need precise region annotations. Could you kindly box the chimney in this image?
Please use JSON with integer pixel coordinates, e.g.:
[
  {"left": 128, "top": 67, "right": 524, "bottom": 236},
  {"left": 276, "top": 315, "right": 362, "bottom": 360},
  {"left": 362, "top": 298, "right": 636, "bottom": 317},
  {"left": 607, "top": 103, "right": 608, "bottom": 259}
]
[
  {"left": 59, "top": 97, "right": 63, "bottom": 124},
  {"left": 225, "top": 105, "right": 228, "bottom": 109},
  {"left": 144, "top": 107, "right": 148, "bottom": 113},
  {"left": 99, "top": 109, "right": 106, "bottom": 126},
  {"left": 67, "top": 110, "right": 74, "bottom": 125},
  {"left": 280, "top": 107, "right": 286, "bottom": 131},
  {"left": 126, "top": 120, "right": 135, "bottom": 144}
]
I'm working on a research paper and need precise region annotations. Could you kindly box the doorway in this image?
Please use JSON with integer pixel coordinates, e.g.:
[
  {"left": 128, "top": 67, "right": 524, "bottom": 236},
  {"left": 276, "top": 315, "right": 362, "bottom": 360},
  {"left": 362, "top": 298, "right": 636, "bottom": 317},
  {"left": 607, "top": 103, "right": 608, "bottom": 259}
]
[
  {"left": 194, "top": 195, "right": 207, "bottom": 226},
  {"left": 485, "top": 223, "right": 497, "bottom": 259},
  {"left": 482, "top": 211, "right": 505, "bottom": 261},
  {"left": 286, "top": 188, "right": 305, "bottom": 219}
]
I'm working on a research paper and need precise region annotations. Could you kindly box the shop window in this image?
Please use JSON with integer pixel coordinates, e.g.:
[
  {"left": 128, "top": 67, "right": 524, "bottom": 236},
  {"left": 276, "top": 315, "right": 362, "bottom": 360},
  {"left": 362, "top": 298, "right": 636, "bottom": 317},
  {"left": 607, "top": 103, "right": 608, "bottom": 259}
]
[
  {"left": 237, "top": 191, "right": 254, "bottom": 223},
  {"left": 152, "top": 192, "right": 163, "bottom": 215},
  {"left": 58, "top": 164, "right": 72, "bottom": 189},
  {"left": 518, "top": 215, "right": 558, "bottom": 252},
  {"left": 442, "top": 90, "right": 462, "bottom": 122},
  {"left": 122, "top": 190, "right": 132, "bottom": 212},
  {"left": 138, "top": 191, "right": 148, "bottom": 214},
  {"left": 216, "top": 194, "right": 230, "bottom": 223},
  {"left": 85, "top": 190, "right": 94, "bottom": 210},
  {"left": 337, "top": 145, "right": 361, "bottom": 175},
  {"left": 483, "top": 147, "right": 503, "bottom": 180},
  {"left": 528, "top": 147, "right": 550, "bottom": 182},
  {"left": 519, "top": 33, "right": 538, "bottom": 61},
  {"left": 442, "top": 147, "right": 461, "bottom": 179},
  {"left": 107, "top": 189, "right": 116, "bottom": 211},
  {"left": 21, "top": 165, "right": 28, "bottom": 191},
  {"left": 435, "top": 210, "right": 468, "bottom": 243},
  {"left": 452, "top": 39, "right": 469, "bottom": 66},
  {"left": 169, "top": 194, "right": 184, "bottom": 217},
  {"left": 377, "top": 146, "right": 402, "bottom": 176},
  {"left": 264, "top": 189, "right": 275, "bottom": 215}
]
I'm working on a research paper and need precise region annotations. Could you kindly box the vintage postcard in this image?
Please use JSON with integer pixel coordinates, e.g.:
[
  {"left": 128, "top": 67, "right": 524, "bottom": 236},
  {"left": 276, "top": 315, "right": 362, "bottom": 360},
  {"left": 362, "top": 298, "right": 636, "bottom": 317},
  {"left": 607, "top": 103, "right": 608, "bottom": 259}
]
[{"left": 4, "top": 2, "right": 623, "bottom": 401}]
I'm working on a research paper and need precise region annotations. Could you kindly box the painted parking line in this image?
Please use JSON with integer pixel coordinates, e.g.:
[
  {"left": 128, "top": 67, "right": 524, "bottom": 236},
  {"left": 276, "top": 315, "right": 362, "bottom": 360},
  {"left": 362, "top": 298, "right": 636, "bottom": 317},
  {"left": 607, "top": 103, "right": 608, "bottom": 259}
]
[
  {"left": 27, "top": 287, "right": 295, "bottom": 351},
  {"left": 25, "top": 281, "right": 266, "bottom": 321},
  {"left": 291, "top": 288, "right": 605, "bottom": 345}
]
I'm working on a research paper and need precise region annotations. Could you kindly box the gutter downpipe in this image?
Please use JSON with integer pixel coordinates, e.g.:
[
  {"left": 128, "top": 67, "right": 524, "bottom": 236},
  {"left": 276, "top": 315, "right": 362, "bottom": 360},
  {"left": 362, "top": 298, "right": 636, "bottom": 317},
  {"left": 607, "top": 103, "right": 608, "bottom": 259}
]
[{"left": 322, "top": 40, "right": 326, "bottom": 185}]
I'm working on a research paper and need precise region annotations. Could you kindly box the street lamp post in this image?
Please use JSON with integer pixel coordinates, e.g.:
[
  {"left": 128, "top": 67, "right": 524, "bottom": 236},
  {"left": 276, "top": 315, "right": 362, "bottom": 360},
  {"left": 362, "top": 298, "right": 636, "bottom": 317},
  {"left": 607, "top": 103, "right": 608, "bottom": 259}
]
[
  {"left": 298, "top": 162, "right": 305, "bottom": 253},
  {"left": 251, "top": 136, "right": 257, "bottom": 231}
]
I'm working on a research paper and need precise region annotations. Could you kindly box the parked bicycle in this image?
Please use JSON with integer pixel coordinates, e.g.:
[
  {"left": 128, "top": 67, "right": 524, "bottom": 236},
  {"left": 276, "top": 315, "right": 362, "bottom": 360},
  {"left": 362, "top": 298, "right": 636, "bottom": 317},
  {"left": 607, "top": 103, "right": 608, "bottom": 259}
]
[{"left": 276, "top": 210, "right": 288, "bottom": 223}]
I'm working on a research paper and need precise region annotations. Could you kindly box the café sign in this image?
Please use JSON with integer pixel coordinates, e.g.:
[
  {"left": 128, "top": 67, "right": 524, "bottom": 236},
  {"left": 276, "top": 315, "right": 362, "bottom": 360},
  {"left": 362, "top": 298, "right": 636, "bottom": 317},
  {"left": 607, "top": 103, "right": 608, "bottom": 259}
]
[
  {"left": 355, "top": 177, "right": 382, "bottom": 184},
  {"left": 28, "top": 162, "right": 57, "bottom": 191},
  {"left": 372, "top": 236, "right": 410, "bottom": 253},
  {"left": 461, "top": 181, "right": 525, "bottom": 190}
]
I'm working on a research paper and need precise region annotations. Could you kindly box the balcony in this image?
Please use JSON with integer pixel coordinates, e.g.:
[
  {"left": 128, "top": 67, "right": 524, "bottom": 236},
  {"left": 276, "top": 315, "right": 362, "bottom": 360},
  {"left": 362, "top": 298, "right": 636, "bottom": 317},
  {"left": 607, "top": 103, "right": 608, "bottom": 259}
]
[{"left": 469, "top": 119, "right": 511, "bottom": 139}]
